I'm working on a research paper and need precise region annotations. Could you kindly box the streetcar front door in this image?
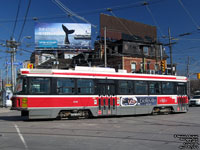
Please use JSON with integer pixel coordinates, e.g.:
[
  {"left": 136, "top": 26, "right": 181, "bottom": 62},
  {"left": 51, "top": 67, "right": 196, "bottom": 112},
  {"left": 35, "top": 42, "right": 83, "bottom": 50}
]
[{"left": 97, "top": 80, "right": 117, "bottom": 115}]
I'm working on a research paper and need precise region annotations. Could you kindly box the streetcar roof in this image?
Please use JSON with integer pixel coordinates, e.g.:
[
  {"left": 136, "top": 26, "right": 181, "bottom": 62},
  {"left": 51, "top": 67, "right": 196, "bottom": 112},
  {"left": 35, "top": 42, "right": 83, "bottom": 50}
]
[{"left": 18, "top": 66, "right": 187, "bottom": 82}]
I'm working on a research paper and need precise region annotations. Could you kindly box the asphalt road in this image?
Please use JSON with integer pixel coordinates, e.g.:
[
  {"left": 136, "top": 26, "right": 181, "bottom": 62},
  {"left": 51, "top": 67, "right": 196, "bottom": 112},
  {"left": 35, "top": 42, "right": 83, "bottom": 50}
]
[{"left": 0, "top": 107, "right": 199, "bottom": 150}]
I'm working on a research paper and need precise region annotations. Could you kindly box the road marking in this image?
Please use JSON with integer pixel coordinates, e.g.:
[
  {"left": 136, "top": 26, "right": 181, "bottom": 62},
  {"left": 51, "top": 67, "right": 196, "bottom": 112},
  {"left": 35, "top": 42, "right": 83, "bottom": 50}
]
[{"left": 14, "top": 124, "right": 28, "bottom": 149}]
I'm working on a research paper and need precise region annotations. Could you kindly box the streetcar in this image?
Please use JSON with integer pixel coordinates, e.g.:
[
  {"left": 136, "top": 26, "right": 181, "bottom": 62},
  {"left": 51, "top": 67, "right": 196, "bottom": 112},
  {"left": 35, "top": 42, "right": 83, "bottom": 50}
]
[{"left": 11, "top": 66, "right": 188, "bottom": 119}]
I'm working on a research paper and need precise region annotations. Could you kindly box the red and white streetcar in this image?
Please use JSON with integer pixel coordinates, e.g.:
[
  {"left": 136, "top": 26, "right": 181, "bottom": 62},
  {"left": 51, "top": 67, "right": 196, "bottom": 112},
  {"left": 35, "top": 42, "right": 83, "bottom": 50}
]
[{"left": 11, "top": 66, "right": 188, "bottom": 119}]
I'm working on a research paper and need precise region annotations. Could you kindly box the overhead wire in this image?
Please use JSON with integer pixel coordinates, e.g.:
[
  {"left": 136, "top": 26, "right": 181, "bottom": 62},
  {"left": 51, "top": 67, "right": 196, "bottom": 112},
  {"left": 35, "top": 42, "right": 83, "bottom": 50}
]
[
  {"left": 0, "top": 0, "right": 199, "bottom": 65},
  {"left": 52, "top": 0, "right": 97, "bottom": 28},
  {"left": 0, "top": 0, "right": 165, "bottom": 24},
  {"left": 175, "top": 46, "right": 200, "bottom": 52},
  {"left": 18, "top": 0, "right": 32, "bottom": 42},
  {"left": 177, "top": 0, "right": 199, "bottom": 29},
  {"left": 11, "top": 0, "right": 22, "bottom": 38},
  {"left": 143, "top": 2, "right": 165, "bottom": 37}
]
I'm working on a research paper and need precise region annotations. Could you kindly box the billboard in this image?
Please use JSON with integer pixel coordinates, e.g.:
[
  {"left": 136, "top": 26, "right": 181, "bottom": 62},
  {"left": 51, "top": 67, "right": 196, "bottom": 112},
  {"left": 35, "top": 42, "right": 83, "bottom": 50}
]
[
  {"left": 100, "top": 14, "right": 157, "bottom": 42},
  {"left": 35, "top": 23, "right": 91, "bottom": 50}
]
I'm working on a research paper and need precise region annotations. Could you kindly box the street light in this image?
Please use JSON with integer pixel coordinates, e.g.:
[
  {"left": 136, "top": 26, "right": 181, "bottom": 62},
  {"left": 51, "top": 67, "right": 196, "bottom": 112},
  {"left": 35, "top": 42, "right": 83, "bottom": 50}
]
[{"left": 19, "top": 36, "right": 32, "bottom": 46}]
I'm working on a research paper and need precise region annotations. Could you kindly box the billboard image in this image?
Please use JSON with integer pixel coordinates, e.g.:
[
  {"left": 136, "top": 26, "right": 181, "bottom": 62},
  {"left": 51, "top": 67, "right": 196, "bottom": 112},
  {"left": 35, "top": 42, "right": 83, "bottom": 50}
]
[{"left": 35, "top": 23, "right": 91, "bottom": 50}]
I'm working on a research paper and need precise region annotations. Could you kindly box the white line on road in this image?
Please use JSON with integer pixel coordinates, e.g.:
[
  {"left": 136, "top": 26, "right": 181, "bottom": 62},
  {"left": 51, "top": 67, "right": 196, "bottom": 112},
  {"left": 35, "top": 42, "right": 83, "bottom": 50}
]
[{"left": 14, "top": 124, "right": 28, "bottom": 149}]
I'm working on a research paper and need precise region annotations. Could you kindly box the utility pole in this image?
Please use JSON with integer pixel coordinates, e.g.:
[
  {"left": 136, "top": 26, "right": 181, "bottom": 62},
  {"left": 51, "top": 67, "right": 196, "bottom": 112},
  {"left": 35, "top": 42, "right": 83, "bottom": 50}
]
[
  {"left": 0, "top": 69, "right": 2, "bottom": 91},
  {"left": 186, "top": 56, "right": 190, "bottom": 78},
  {"left": 187, "top": 56, "right": 190, "bottom": 97},
  {"left": 168, "top": 27, "right": 173, "bottom": 75},
  {"left": 6, "top": 58, "right": 9, "bottom": 84},
  {"left": 104, "top": 27, "right": 107, "bottom": 68},
  {"left": 55, "top": 51, "right": 59, "bottom": 69},
  {"left": 4, "top": 36, "right": 30, "bottom": 92},
  {"left": 6, "top": 37, "right": 18, "bottom": 92}
]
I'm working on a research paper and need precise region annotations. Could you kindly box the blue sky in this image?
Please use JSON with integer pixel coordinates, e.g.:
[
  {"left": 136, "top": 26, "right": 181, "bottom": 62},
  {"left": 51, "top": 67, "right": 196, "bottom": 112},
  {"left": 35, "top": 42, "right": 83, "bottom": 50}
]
[{"left": 0, "top": 0, "right": 200, "bottom": 79}]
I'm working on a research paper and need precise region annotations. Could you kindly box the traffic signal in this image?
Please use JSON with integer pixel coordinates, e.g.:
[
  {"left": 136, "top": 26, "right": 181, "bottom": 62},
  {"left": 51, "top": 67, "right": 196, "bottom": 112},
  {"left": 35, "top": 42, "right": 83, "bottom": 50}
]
[
  {"left": 27, "top": 63, "right": 33, "bottom": 69},
  {"left": 161, "top": 60, "right": 166, "bottom": 73},
  {"left": 197, "top": 73, "right": 200, "bottom": 79}
]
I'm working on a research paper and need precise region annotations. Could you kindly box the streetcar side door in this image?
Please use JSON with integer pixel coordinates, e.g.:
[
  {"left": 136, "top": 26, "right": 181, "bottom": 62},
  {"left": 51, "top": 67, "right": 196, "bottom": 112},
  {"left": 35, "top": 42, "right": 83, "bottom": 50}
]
[
  {"left": 177, "top": 82, "right": 187, "bottom": 111},
  {"left": 96, "top": 80, "right": 117, "bottom": 115}
]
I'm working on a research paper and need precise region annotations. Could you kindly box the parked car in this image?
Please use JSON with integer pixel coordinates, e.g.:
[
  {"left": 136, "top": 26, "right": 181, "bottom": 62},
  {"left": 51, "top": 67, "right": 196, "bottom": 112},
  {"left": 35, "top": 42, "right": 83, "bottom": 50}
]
[{"left": 189, "top": 95, "right": 200, "bottom": 106}]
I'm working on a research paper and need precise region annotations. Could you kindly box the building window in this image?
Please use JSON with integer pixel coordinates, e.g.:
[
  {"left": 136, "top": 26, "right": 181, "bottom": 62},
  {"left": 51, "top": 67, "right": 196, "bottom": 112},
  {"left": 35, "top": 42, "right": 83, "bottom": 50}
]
[
  {"left": 155, "top": 64, "right": 159, "bottom": 72},
  {"left": 147, "top": 61, "right": 151, "bottom": 70},
  {"left": 140, "top": 62, "right": 144, "bottom": 73},
  {"left": 131, "top": 63, "right": 136, "bottom": 73},
  {"left": 143, "top": 46, "right": 149, "bottom": 55}
]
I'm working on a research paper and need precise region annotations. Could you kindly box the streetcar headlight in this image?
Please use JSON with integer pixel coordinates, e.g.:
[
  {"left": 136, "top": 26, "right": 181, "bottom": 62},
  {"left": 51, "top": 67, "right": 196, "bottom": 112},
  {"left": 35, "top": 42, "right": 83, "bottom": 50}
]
[{"left": 22, "top": 98, "right": 28, "bottom": 108}]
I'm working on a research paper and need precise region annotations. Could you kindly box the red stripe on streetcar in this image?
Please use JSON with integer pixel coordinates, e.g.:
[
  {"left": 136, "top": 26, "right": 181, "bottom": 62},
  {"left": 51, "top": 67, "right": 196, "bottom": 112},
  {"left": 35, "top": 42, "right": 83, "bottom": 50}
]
[
  {"left": 21, "top": 71, "right": 30, "bottom": 74},
  {"left": 157, "top": 97, "right": 176, "bottom": 105},
  {"left": 26, "top": 97, "right": 96, "bottom": 108},
  {"left": 53, "top": 72, "right": 178, "bottom": 80}
]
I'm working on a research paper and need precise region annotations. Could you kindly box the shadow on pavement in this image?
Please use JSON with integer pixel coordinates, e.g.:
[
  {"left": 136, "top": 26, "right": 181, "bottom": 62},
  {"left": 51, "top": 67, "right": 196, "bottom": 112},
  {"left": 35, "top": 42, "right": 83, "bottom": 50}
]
[{"left": 0, "top": 115, "right": 26, "bottom": 122}]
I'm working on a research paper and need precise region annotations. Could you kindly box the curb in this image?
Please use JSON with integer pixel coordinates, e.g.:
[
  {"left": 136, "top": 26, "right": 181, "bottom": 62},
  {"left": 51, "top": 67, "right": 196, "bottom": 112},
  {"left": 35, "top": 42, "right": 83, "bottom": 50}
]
[{"left": 0, "top": 108, "right": 11, "bottom": 113}]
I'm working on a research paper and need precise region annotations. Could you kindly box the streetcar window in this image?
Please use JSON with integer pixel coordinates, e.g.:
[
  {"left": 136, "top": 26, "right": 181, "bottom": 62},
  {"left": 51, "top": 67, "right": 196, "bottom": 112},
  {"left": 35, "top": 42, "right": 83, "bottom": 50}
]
[
  {"left": 77, "top": 79, "right": 94, "bottom": 94},
  {"left": 118, "top": 80, "right": 134, "bottom": 95},
  {"left": 149, "top": 82, "right": 161, "bottom": 95},
  {"left": 97, "top": 80, "right": 114, "bottom": 84},
  {"left": 57, "top": 78, "right": 75, "bottom": 94},
  {"left": 135, "top": 81, "right": 148, "bottom": 95},
  {"left": 29, "top": 78, "right": 50, "bottom": 94},
  {"left": 15, "top": 78, "right": 27, "bottom": 94},
  {"left": 177, "top": 83, "right": 187, "bottom": 95},
  {"left": 107, "top": 84, "right": 115, "bottom": 95},
  {"left": 162, "top": 82, "right": 175, "bottom": 95}
]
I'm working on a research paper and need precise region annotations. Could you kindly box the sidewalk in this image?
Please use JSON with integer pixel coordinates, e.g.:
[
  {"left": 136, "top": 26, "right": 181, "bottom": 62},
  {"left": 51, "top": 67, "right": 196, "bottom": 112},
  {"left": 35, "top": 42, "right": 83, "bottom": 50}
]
[{"left": 0, "top": 107, "right": 11, "bottom": 113}]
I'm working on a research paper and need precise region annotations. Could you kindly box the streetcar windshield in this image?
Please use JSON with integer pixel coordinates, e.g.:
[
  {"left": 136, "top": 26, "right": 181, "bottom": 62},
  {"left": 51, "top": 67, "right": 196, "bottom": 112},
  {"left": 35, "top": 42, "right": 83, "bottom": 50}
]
[{"left": 15, "top": 78, "right": 27, "bottom": 94}]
